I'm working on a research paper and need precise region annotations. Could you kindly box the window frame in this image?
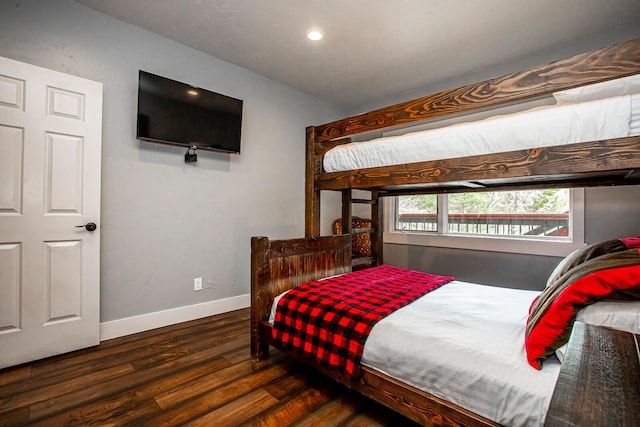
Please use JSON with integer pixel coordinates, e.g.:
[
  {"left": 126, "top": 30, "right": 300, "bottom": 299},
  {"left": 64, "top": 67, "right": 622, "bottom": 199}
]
[{"left": 384, "top": 188, "right": 585, "bottom": 257}]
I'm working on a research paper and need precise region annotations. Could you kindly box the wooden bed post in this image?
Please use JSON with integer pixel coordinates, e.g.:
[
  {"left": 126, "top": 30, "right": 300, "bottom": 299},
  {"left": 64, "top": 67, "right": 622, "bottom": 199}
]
[
  {"left": 371, "top": 191, "right": 383, "bottom": 266},
  {"left": 341, "top": 190, "right": 352, "bottom": 236},
  {"left": 305, "top": 126, "right": 321, "bottom": 237},
  {"left": 250, "top": 236, "right": 271, "bottom": 363}
]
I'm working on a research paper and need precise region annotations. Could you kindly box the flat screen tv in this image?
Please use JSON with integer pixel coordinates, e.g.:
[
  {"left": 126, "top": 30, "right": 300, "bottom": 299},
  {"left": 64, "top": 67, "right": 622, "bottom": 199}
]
[{"left": 136, "top": 71, "right": 243, "bottom": 154}]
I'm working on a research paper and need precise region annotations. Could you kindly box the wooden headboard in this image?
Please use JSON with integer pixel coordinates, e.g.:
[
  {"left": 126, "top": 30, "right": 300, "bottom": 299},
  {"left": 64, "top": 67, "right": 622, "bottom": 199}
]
[{"left": 250, "top": 235, "right": 351, "bottom": 361}]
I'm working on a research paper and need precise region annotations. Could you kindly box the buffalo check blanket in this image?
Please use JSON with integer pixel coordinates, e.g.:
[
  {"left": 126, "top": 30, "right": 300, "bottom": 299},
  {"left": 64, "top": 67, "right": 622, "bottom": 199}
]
[{"left": 272, "top": 264, "right": 454, "bottom": 377}]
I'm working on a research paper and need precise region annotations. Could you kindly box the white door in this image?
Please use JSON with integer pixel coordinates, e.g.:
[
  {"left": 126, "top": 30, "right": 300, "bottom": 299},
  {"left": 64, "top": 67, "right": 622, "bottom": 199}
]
[{"left": 0, "top": 56, "right": 103, "bottom": 368}]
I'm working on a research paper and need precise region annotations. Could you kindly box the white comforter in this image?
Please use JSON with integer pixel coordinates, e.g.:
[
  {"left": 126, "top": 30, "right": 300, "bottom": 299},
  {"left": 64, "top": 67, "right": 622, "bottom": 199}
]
[{"left": 361, "top": 281, "right": 560, "bottom": 427}]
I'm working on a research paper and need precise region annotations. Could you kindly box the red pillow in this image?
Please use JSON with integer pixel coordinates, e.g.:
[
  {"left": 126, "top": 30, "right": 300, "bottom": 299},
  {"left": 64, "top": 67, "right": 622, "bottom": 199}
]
[{"left": 525, "top": 248, "right": 640, "bottom": 369}]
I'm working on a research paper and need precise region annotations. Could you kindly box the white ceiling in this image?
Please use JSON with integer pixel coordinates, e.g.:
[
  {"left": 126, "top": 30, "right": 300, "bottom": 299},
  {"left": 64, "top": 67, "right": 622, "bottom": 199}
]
[{"left": 74, "top": 0, "right": 640, "bottom": 110}]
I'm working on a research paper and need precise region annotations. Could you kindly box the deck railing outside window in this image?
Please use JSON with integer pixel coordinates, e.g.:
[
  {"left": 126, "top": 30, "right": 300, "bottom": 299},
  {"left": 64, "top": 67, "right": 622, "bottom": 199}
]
[{"left": 397, "top": 213, "right": 569, "bottom": 237}]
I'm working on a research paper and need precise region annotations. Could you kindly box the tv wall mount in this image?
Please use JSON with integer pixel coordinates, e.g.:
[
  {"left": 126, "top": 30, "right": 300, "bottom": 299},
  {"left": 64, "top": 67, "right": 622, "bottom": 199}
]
[{"left": 185, "top": 146, "right": 198, "bottom": 163}]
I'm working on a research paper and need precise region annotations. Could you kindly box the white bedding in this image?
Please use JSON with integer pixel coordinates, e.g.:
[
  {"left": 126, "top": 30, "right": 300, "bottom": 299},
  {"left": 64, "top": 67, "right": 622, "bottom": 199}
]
[
  {"left": 269, "top": 281, "right": 560, "bottom": 427},
  {"left": 323, "top": 94, "right": 640, "bottom": 172},
  {"left": 361, "top": 281, "right": 560, "bottom": 427}
]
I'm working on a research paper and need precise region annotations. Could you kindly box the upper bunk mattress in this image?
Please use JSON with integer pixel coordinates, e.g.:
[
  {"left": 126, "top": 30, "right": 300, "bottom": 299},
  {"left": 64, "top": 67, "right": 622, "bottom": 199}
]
[{"left": 323, "top": 94, "right": 640, "bottom": 172}]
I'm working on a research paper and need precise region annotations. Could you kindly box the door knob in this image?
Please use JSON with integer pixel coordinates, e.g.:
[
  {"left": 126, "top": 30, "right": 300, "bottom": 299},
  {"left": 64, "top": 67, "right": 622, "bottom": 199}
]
[{"left": 76, "top": 222, "right": 97, "bottom": 232}]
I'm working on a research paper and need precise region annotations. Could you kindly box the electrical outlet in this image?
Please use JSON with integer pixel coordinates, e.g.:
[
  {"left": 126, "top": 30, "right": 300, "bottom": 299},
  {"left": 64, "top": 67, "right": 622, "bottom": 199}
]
[{"left": 194, "top": 277, "right": 203, "bottom": 291}]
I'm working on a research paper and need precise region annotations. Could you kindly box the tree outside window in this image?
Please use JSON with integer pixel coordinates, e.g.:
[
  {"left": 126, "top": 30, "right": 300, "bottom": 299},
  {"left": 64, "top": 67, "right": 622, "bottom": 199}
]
[{"left": 396, "top": 189, "right": 570, "bottom": 237}]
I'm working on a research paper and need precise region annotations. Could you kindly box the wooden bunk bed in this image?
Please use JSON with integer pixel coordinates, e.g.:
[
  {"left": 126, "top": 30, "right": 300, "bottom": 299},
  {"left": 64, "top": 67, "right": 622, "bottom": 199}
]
[
  {"left": 252, "top": 38, "right": 640, "bottom": 426},
  {"left": 307, "top": 38, "right": 640, "bottom": 266}
]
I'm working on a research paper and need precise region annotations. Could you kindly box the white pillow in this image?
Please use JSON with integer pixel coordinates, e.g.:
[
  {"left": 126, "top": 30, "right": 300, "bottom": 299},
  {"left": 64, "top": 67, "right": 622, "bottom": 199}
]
[
  {"left": 555, "top": 301, "right": 640, "bottom": 362},
  {"left": 553, "top": 74, "right": 640, "bottom": 104},
  {"left": 555, "top": 343, "right": 568, "bottom": 363},
  {"left": 576, "top": 300, "right": 640, "bottom": 334}
]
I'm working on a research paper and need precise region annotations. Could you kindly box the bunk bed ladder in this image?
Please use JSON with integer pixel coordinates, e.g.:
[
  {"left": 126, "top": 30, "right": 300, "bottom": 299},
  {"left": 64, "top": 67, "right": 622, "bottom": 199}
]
[{"left": 341, "top": 190, "right": 383, "bottom": 269}]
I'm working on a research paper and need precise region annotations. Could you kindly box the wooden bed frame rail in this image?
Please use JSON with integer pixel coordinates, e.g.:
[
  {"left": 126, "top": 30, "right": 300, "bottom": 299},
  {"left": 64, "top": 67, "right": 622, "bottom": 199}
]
[
  {"left": 544, "top": 322, "right": 640, "bottom": 426},
  {"left": 311, "top": 39, "right": 640, "bottom": 142}
]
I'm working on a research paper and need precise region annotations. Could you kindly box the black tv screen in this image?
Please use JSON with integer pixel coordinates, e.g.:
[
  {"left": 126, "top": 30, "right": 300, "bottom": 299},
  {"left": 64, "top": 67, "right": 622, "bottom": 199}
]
[{"left": 136, "top": 71, "right": 243, "bottom": 154}]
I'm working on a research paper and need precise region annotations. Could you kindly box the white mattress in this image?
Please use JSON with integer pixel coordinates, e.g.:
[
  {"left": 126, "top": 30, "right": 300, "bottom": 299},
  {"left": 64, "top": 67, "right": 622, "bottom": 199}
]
[
  {"left": 270, "top": 281, "right": 560, "bottom": 426},
  {"left": 323, "top": 94, "right": 640, "bottom": 172}
]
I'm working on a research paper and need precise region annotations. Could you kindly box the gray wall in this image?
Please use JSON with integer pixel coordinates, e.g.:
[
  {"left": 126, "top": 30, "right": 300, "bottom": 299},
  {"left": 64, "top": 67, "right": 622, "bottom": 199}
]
[
  {"left": 372, "top": 24, "right": 640, "bottom": 291},
  {"left": 0, "top": 0, "right": 344, "bottom": 322}
]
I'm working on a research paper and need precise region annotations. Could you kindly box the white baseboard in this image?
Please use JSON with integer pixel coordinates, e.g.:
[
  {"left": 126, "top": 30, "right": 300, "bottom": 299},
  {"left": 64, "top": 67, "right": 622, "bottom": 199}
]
[{"left": 99, "top": 294, "right": 250, "bottom": 341}]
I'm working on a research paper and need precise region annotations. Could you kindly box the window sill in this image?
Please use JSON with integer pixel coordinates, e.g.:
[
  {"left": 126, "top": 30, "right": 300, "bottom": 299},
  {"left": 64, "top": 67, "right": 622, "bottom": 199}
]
[{"left": 384, "top": 231, "right": 585, "bottom": 257}]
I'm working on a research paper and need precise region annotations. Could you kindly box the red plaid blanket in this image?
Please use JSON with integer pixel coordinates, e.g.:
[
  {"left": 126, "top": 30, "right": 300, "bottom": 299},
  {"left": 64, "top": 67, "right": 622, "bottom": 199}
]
[{"left": 272, "top": 264, "right": 454, "bottom": 377}]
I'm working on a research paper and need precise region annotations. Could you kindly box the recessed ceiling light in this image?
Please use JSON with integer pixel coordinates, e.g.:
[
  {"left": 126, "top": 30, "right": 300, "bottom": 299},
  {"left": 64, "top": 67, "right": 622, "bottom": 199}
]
[
  {"left": 307, "top": 30, "right": 323, "bottom": 41},
  {"left": 187, "top": 89, "right": 199, "bottom": 96}
]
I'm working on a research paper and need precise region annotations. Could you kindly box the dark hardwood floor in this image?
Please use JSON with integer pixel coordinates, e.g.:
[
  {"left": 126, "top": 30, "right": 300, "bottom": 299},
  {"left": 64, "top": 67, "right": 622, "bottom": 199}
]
[{"left": 0, "top": 308, "right": 419, "bottom": 426}]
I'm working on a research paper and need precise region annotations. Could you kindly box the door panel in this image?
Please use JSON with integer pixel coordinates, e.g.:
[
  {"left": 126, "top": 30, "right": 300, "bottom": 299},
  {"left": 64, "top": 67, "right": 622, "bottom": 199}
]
[
  {"left": 46, "top": 133, "right": 84, "bottom": 213},
  {"left": 0, "top": 56, "right": 102, "bottom": 368},
  {"left": 0, "top": 73, "right": 25, "bottom": 109},
  {"left": 48, "top": 86, "right": 85, "bottom": 120},
  {"left": 0, "top": 125, "right": 23, "bottom": 214},
  {"left": 0, "top": 243, "right": 21, "bottom": 333},
  {"left": 45, "top": 240, "right": 82, "bottom": 323}
]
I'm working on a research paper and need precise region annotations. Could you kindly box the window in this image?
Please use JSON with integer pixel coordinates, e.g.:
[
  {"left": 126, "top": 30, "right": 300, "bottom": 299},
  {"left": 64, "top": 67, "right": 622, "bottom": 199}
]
[{"left": 385, "top": 188, "right": 585, "bottom": 257}]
